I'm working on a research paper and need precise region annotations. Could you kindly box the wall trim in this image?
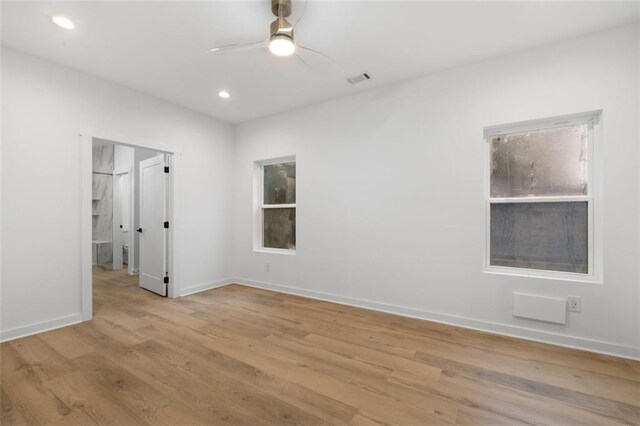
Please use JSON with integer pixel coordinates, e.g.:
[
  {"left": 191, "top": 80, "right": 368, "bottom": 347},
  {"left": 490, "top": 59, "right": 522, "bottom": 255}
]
[
  {"left": 2, "top": 278, "right": 637, "bottom": 361},
  {"left": 0, "top": 313, "right": 82, "bottom": 343},
  {"left": 232, "top": 277, "right": 640, "bottom": 361},
  {"left": 179, "top": 278, "right": 234, "bottom": 297}
]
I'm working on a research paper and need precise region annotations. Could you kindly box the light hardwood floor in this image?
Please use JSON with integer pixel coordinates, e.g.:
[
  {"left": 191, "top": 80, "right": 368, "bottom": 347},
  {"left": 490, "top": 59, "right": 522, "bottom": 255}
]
[{"left": 1, "top": 268, "right": 639, "bottom": 425}]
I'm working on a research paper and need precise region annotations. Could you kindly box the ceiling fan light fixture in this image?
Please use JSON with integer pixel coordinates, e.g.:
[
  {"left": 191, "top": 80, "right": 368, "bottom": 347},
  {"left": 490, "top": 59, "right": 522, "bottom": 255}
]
[{"left": 269, "top": 35, "right": 295, "bottom": 57}]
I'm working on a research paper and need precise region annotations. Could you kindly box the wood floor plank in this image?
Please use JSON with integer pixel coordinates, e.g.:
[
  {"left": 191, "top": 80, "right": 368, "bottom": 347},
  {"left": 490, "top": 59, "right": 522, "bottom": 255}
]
[
  {"left": 132, "top": 339, "right": 332, "bottom": 425},
  {"left": 1, "top": 384, "right": 31, "bottom": 426},
  {"left": 138, "top": 316, "right": 448, "bottom": 424},
  {"left": 84, "top": 316, "right": 149, "bottom": 347},
  {"left": 75, "top": 321, "right": 273, "bottom": 424},
  {"left": 194, "top": 330, "right": 457, "bottom": 424},
  {"left": 349, "top": 413, "right": 389, "bottom": 426},
  {"left": 413, "top": 351, "right": 640, "bottom": 425},
  {"left": 303, "top": 333, "right": 442, "bottom": 382},
  {"left": 72, "top": 352, "right": 174, "bottom": 425},
  {"left": 9, "top": 336, "right": 77, "bottom": 382},
  {"left": 134, "top": 320, "right": 358, "bottom": 425},
  {"left": 1, "top": 268, "right": 638, "bottom": 425},
  {"left": 44, "top": 371, "right": 150, "bottom": 425},
  {"left": 37, "top": 327, "right": 95, "bottom": 360},
  {"left": 1, "top": 353, "right": 93, "bottom": 425},
  {"left": 391, "top": 366, "right": 627, "bottom": 426},
  {"left": 1, "top": 343, "right": 28, "bottom": 378}
]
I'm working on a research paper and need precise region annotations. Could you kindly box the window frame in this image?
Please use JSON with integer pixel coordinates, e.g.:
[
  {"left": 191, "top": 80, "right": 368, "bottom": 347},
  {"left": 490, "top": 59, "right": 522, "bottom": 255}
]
[
  {"left": 483, "top": 111, "right": 602, "bottom": 283},
  {"left": 253, "top": 155, "right": 297, "bottom": 255}
]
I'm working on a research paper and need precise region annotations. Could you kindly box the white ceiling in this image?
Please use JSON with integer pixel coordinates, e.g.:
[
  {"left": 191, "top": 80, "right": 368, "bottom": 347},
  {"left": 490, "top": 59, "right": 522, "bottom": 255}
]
[{"left": 2, "top": 1, "right": 638, "bottom": 123}]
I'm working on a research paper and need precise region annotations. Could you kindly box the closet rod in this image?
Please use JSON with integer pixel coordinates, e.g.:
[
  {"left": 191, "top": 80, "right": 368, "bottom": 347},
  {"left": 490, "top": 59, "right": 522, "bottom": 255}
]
[{"left": 92, "top": 171, "right": 113, "bottom": 175}]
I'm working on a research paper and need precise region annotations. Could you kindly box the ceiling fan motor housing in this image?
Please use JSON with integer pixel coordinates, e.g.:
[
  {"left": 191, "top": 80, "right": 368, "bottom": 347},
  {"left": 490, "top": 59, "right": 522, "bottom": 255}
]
[
  {"left": 270, "top": 0, "right": 293, "bottom": 41},
  {"left": 271, "top": 0, "right": 292, "bottom": 17},
  {"left": 270, "top": 17, "right": 294, "bottom": 40}
]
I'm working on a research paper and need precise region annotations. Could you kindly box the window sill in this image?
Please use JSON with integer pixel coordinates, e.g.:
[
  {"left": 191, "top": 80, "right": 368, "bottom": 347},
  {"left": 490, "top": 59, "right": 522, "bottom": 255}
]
[
  {"left": 483, "top": 266, "right": 602, "bottom": 284},
  {"left": 254, "top": 248, "right": 296, "bottom": 256}
]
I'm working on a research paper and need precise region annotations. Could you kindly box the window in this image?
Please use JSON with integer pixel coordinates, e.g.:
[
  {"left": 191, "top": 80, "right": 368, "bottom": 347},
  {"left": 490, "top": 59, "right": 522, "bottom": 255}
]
[
  {"left": 255, "top": 157, "right": 296, "bottom": 253},
  {"left": 484, "top": 111, "right": 601, "bottom": 281}
]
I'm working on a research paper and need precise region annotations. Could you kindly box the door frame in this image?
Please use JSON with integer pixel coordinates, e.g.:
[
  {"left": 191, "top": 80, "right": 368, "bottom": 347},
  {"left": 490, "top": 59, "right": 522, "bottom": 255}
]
[{"left": 80, "top": 129, "right": 178, "bottom": 321}]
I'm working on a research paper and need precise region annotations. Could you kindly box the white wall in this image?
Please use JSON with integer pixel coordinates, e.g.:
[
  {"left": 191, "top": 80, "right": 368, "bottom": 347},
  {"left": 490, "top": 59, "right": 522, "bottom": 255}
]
[
  {"left": 232, "top": 24, "right": 639, "bottom": 358},
  {"left": 1, "top": 47, "right": 235, "bottom": 339},
  {"left": 114, "top": 143, "right": 134, "bottom": 174}
]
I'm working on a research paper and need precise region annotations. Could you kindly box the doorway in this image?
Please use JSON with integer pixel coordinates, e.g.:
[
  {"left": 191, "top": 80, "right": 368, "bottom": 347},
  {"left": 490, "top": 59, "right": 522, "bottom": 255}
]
[{"left": 83, "top": 135, "right": 174, "bottom": 320}]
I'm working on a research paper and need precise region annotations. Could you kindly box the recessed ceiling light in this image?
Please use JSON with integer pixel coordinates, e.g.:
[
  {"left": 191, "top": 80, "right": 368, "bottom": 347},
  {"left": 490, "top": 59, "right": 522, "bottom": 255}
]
[
  {"left": 52, "top": 15, "right": 75, "bottom": 30},
  {"left": 218, "top": 91, "right": 230, "bottom": 99}
]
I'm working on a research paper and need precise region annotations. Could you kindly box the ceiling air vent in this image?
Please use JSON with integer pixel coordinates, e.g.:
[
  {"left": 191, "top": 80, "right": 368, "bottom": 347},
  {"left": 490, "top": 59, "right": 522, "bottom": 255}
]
[{"left": 347, "top": 73, "right": 372, "bottom": 85}]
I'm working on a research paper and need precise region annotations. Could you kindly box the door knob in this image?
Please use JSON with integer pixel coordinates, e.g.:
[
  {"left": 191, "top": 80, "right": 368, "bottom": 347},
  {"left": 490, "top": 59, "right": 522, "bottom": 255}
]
[{"left": 136, "top": 228, "right": 142, "bottom": 233}]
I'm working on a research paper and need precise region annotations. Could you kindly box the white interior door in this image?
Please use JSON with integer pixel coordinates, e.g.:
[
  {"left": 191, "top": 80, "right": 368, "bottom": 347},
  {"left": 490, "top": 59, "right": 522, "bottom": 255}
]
[{"left": 138, "top": 155, "right": 168, "bottom": 296}]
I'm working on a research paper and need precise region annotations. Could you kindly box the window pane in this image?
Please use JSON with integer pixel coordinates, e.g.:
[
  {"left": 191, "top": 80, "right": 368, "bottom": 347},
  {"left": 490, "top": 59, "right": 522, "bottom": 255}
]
[
  {"left": 263, "top": 208, "right": 296, "bottom": 250},
  {"left": 264, "top": 162, "right": 296, "bottom": 204},
  {"left": 490, "top": 202, "right": 588, "bottom": 273},
  {"left": 490, "top": 124, "right": 588, "bottom": 197}
]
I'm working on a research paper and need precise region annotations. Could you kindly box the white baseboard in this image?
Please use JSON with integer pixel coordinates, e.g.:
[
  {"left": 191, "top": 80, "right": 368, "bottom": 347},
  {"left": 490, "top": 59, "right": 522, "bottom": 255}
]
[
  {"left": 0, "top": 313, "right": 82, "bottom": 343},
  {"left": 233, "top": 277, "right": 640, "bottom": 361},
  {"left": 5, "top": 279, "right": 636, "bottom": 360},
  {"left": 179, "top": 278, "right": 234, "bottom": 297}
]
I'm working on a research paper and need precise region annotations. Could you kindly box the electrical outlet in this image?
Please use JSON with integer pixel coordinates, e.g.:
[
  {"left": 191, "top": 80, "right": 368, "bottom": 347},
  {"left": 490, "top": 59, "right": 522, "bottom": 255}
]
[
  {"left": 265, "top": 261, "right": 271, "bottom": 272},
  {"left": 567, "top": 296, "right": 581, "bottom": 313}
]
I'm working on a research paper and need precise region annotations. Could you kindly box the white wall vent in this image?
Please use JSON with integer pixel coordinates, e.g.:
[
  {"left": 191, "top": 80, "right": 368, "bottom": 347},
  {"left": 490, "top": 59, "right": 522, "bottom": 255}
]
[
  {"left": 513, "top": 293, "right": 567, "bottom": 324},
  {"left": 347, "top": 73, "right": 372, "bottom": 85}
]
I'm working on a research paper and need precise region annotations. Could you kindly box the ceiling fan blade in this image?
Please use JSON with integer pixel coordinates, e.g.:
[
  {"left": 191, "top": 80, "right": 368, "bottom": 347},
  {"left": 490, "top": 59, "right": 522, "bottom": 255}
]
[
  {"left": 296, "top": 45, "right": 342, "bottom": 74},
  {"left": 210, "top": 40, "right": 267, "bottom": 54}
]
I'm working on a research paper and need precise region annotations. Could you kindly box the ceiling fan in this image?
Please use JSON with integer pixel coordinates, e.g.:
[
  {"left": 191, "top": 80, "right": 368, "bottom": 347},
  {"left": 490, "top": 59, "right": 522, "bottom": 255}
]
[{"left": 210, "top": 0, "right": 341, "bottom": 74}]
